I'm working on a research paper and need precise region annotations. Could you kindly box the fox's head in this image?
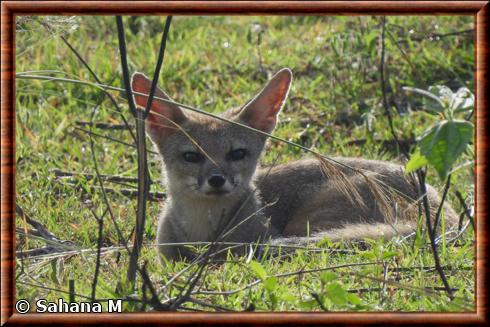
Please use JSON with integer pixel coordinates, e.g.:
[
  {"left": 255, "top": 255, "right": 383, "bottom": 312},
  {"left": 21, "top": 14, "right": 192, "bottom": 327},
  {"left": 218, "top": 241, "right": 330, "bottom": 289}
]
[{"left": 131, "top": 68, "right": 292, "bottom": 200}]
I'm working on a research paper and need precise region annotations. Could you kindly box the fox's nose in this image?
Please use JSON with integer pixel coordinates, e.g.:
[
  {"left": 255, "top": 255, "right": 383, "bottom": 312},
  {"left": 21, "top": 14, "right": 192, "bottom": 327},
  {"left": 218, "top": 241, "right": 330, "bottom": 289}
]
[{"left": 208, "top": 174, "right": 226, "bottom": 188}]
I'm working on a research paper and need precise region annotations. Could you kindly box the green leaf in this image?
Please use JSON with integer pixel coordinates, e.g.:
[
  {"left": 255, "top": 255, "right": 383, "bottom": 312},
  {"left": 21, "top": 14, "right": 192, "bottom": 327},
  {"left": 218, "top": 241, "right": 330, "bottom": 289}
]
[
  {"left": 428, "top": 85, "right": 453, "bottom": 108},
  {"left": 402, "top": 86, "right": 445, "bottom": 113},
  {"left": 381, "top": 250, "right": 399, "bottom": 260},
  {"left": 298, "top": 299, "right": 317, "bottom": 310},
  {"left": 317, "top": 236, "right": 333, "bottom": 248},
  {"left": 405, "top": 148, "right": 429, "bottom": 174},
  {"left": 450, "top": 87, "right": 474, "bottom": 113},
  {"left": 346, "top": 293, "right": 362, "bottom": 305},
  {"left": 364, "top": 30, "right": 378, "bottom": 56},
  {"left": 320, "top": 271, "right": 337, "bottom": 284},
  {"left": 325, "top": 282, "right": 348, "bottom": 306},
  {"left": 422, "top": 96, "right": 445, "bottom": 114},
  {"left": 250, "top": 260, "right": 267, "bottom": 280},
  {"left": 280, "top": 291, "right": 297, "bottom": 302},
  {"left": 418, "top": 120, "right": 473, "bottom": 180},
  {"left": 360, "top": 251, "right": 377, "bottom": 261},
  {"left": 264, "top": 277, "right": 277, "bottom": 292}
]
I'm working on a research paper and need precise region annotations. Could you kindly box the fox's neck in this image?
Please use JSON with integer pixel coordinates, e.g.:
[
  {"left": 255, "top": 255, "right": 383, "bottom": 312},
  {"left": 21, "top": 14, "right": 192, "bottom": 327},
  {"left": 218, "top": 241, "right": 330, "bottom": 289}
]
[
  {"left": 166, "top": 185, "right": 262, "bottom": 241},
  {"left": 169, "top": 188, "right": 260, "bottom": 218}
]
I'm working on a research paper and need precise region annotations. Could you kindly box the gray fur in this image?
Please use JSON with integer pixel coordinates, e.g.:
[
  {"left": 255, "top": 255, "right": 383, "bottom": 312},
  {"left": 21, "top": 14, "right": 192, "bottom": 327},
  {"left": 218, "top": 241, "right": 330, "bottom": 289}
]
[{"left": 131, "top": 69, "right": 458, "bottom": 261}]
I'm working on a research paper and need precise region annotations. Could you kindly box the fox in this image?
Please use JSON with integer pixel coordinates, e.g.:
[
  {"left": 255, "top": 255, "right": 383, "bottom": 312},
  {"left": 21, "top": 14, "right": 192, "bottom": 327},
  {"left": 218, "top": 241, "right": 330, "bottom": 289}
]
[{"left": 131, "top": 68, "right": 458, "bottom": 261}]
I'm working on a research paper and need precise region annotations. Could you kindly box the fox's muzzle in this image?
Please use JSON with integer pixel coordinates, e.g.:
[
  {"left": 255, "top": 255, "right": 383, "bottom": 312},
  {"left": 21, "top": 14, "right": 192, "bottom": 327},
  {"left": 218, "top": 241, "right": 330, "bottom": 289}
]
[{"left": 208, "top": 174, "right": 226, "bottom": 188}]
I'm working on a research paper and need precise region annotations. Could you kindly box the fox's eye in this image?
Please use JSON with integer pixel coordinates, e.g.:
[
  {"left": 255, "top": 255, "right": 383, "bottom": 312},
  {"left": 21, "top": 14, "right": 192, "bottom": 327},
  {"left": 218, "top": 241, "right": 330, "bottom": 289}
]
[
  {"left": 183, "top": 152, "right": 203, "bottom": 163},
  {"left": 228, "top": 149, "right": 247, "bottom": 161}
]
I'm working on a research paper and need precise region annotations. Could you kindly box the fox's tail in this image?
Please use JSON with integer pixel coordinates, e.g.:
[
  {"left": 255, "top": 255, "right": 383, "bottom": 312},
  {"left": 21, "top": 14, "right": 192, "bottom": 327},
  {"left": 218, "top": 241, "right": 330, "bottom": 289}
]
[
  {"left": 270, "top": 211, "right": 459, "bottom": 249},
  {"left": 269, "top": 222, "right": 416, "bottom": 248},
  {"left": 269, "top": 184, "right": 460, "bottom": 250}
]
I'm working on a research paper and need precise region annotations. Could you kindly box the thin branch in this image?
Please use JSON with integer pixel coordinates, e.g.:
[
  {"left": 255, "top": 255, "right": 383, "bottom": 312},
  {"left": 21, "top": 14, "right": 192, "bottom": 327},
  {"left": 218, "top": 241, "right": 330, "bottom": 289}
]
[
  {"left": 379, "top": 262, "right": 389, "bottom": 305},
  {"left": 86, "top": 100, "right": 133, "bottom": 267},
  {"left": 69, "top": 280, "right": 75, "bottom": 302},
  {"left": 432, "top": 174, "right": 452, "bottom": 239},
  {"left": 311, "top": 292, "right": 328, "bottom": 311},
  {"left": 116, "top": 16, "right": 172, "bottom": 284},
  {"left": 51, "top": 168, "right": 141, "bottom": 184},
  {"left": 73, "top": 126, "right": 158, "bottom": 155},
  {"left": 192, "top": 262, "right": 379, "bottom": 296},
  {"left": 48, "top": 21, "right": 137, "bottom": 144},
  {"left": 88, "top": 206, "right": 108, "bottom": 302},
  {"left": 17, "top": 280, "right": 143, "bottom": 304},
  {"left": 140, "top": 262, "right": 168, "bottom": 311},
  {"left": 141, "top": 16, "right": 173, "bottom": 118},
  {"left": 416, "top": 170, "right": 454, "bottom": 300},
  {"left": 75, "top": 121, "right": 132, "bottom": 130},
  {"left": 455, "top": 190, "right": 475, "bottom": 231},
  {"left": 378, "top": 17, "right": 454, "bottom": 301},
  {"left": 187, "top": 297, "right": 236, "bottom": 312},
  {"left": 379, "top": 17, "right": 409, "bottom": 160},
  {"left": 16, "top": 73, "right": 395, "bottom": 179},
  {"left": 16, "top": 204, "right": 64, "bottom": 244},
  {"left": 56, "top": 181, "right": 166, "bottom": 201}
]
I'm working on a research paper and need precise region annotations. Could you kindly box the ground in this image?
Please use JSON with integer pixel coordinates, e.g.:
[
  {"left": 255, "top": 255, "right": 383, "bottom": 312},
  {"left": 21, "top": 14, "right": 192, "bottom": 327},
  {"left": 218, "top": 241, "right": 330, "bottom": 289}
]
[{"left": 15, "top": 15, "right": 474, "bottom": 312}]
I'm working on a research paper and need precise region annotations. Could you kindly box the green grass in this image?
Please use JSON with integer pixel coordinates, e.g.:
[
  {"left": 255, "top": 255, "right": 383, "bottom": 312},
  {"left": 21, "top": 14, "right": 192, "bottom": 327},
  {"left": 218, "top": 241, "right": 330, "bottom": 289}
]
[{"left": 15, "top": 15, "right": 474, "bottom": 312}]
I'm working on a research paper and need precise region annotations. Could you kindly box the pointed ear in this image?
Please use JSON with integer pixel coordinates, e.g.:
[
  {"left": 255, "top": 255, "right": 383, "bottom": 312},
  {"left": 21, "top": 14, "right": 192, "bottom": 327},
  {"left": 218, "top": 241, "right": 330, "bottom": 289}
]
[
  {"left": 238, "top": 68, "right": 292, "bottom": 134},
  {"left": 131, "top": 72, "right": 186, "bottom": 144}
]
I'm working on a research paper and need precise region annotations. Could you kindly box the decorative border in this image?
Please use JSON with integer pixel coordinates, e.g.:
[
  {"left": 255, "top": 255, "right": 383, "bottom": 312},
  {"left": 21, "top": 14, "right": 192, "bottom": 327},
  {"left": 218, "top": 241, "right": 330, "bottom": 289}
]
[{"left": 1, "top": 1, "right": 488, "bottom": 325}]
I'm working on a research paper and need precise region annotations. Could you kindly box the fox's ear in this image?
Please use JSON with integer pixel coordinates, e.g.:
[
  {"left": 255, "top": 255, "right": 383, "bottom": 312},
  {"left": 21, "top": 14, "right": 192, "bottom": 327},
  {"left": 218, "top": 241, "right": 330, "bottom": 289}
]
[
  {"left": 238, "top": 68, "right": 292, "bottom": 134},
  {"left": 131, "top": 72, "right": 186, "bottom": 143}
]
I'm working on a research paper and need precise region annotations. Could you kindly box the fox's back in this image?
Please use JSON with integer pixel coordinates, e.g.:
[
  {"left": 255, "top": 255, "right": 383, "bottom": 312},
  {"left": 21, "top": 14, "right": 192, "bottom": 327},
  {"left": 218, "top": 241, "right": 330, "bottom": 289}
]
[{"left": 256, "top": 157, "right": 457, "bottom": 236}]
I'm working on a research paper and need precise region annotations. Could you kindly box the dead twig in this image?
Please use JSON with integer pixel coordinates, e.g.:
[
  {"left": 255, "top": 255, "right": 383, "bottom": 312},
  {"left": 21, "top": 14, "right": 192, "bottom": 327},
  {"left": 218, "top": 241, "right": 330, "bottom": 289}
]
[
  {"left": 73, "top": 126, "right": 158, "bottom": 155},
  {"left": 140, "top": 262, "right": 169, "bottom": 311},
  {"left": 192, "top": 261, "right": 380, "bottom": 296},
  {"left": 88, "top": 206, "right": 108, "bottom": 302},
  {"left": 16, "top": 204, "right": 59, "bottom": 243},
  {"left": 432, "top": 174, "right": 452, "bottom": 239},
  {"left": 51, "top": 22, "right": 137, "bottom": 144},
  {"left": 86, "top": 98, "right": 135, "bottom": 281},
  {"left": 51, "top": 168, "right": 138, "bottom": 183},
  {"left": 15, "top": 205, "right": 76, "bottom": 258},
  {"left": 17, "top": 280, "right": 142, "bottom": 304},
  {"left": 311, "top": 292, "right": 328, "bottom": 311},
  {"left": 455, "top": 190, "right": 475, "bottom": 231},
  {"left": 75, "top": 121, "right": 132, "bottom": 130},
  {"left": 187, "top": 297, "right": 236, "bottom": 312},
  {"left": 378, "top": 16, "right": 454, "bottom": 301},
  {"left": 416, "top": 170, "right": 455, "bottom": 300},
  {"left": 116, "top": 15, "right": 172, "bottom": 285},
  {"left": 56, "top": 181, "right": 166, "bottom": 201},
  {"left": 16, "top": 246, "right": 72, "bottom": 259}
]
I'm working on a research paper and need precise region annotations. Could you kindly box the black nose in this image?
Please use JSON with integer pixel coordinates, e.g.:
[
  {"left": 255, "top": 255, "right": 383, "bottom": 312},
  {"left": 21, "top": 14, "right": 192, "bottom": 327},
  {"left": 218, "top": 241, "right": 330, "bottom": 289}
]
[{"left": 208, "top": 174, "right": 226, "bottom": 188}]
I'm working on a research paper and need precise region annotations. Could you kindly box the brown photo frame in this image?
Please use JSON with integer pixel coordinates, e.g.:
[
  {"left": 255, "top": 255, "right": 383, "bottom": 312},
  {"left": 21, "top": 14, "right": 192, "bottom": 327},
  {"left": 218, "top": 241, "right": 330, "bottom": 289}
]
[{"left": 1, "top": 1, "right": 488, "bottom": 325}]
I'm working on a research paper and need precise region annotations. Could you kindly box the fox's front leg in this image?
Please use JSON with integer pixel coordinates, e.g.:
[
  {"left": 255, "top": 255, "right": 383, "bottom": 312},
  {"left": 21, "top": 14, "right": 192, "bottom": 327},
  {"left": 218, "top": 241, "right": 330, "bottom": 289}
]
[{"left": 156, "top": 217, "right": 181, "bottom": 261}]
